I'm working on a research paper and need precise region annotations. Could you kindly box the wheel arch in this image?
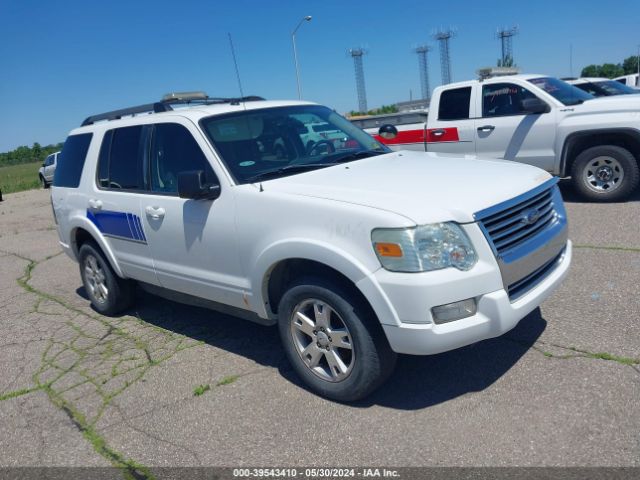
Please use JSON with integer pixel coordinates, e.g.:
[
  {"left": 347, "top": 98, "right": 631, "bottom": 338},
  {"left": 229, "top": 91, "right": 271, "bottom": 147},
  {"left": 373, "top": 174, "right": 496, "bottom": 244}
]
[
  {"left": 68, "top": 219, "right": 125, "bottom": 278},
  {"left": 251, "top": 241, "right": 398, "bottom": 326},
  {"left": 560, "top": 128, "right": 640, "bottom": 177}
]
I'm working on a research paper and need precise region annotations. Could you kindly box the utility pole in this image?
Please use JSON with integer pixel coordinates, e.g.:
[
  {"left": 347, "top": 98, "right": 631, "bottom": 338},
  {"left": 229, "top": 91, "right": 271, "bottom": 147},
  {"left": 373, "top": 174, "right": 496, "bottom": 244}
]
[
  {"left": 414, "top": 45, "right": 432, "bottom": 100},
  {"left": 348, "top": 48, "right": 368, "bottom": 113},
  {"left": 434, "top": 30, "right": 455, "bottom": 85}
]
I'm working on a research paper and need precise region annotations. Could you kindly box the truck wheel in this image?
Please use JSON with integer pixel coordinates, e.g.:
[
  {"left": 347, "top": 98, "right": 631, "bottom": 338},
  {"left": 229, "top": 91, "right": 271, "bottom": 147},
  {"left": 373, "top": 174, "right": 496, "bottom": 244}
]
[
  {"left": 571, "top": 145, "right": 639, "bottom": 202},
  {"left": 78, "top": 241, "right": 135, "bottom": 315},
  {"left": 40, "top": 175, "right": 49, "bottom": 189},
  {"left": 277, "top": 277, "right": 396, "bottom": 402}
]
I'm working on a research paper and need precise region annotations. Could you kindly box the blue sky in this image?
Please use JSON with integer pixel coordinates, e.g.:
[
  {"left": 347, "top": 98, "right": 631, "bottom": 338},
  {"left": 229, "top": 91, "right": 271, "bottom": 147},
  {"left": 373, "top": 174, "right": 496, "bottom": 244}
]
[{"left": 1, "top": 0, "right": 639, "bottom": 151}]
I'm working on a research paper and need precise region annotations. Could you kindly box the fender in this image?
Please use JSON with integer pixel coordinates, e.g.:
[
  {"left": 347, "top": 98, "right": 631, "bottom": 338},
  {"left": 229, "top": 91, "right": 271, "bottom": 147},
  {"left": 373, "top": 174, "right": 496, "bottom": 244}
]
[
  {"left": 68, "top": 214, "right": 125, "bottom": 278},
  {"left": 249, "top": 238, "right": 400, "bottom": 326},
  {"left": 559, "top": 127, "right": 640, "bottom": 177}
]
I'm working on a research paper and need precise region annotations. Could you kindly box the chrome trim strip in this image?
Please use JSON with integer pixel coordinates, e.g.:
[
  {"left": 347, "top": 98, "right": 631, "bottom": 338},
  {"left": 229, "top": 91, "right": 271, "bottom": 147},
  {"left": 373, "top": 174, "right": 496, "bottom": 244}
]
[{"left": 474, "top": 177, "right": 559, "bottom": 221}]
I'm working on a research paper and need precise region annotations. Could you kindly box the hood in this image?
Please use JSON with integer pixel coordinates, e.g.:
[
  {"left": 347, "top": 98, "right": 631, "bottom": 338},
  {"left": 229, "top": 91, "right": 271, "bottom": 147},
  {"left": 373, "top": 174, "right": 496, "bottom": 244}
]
[
  {"left": 573, "top": 95, "right": 640, "bottom": 114},
  {"left": 263, "top": 151, "right": 553, "bottom": 224}
]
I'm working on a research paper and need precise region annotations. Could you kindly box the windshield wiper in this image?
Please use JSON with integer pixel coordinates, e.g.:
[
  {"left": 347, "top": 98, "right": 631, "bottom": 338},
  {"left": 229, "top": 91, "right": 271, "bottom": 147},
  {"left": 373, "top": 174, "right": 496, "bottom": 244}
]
[
  {"left": 246, "top": 164, "right": 332, "bottom": 183},
  {"left": 329, "top": 150, "right": 386, "bottom": 164}
]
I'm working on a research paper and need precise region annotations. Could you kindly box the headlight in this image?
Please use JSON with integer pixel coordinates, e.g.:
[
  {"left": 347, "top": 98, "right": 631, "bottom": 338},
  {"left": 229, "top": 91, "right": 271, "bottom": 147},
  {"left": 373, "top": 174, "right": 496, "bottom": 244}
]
[{"left": 371, "top": 223, "right": 477, "bottom": 272}]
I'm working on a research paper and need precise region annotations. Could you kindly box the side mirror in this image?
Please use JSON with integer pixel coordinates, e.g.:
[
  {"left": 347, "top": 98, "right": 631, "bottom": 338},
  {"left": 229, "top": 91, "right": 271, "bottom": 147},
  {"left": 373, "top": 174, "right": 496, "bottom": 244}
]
[
  {"left": 378, "top": 124, "right": 398, "bottom": 140},
  {"left": 177, "top": 170, "right": 221, "bottom": 200},
  {"left": 521, "top": 98, "right": 550, "bottom": 114}
]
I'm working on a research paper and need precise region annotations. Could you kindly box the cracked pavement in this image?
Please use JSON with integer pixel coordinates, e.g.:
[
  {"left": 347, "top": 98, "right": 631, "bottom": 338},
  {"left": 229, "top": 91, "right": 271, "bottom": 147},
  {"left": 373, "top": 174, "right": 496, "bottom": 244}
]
[{"left": 0, "top": 185, "right": 638, "bottom": 475}]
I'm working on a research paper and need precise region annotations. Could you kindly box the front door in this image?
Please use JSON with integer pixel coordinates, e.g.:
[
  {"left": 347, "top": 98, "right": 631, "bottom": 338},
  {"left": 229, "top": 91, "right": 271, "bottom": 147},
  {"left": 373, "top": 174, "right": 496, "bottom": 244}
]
[
  {"left": 474, "top": 82, "right": 557, "bottom": 172},
  {"left": 141, "top": 121, "right": 246, "bottom": 309}
]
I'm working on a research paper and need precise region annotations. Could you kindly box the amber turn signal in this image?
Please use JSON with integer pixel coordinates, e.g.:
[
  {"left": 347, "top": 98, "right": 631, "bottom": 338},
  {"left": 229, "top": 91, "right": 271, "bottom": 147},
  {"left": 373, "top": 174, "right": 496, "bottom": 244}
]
[{"left": 375, "top": 242, "right": 403, "bottom": 257}]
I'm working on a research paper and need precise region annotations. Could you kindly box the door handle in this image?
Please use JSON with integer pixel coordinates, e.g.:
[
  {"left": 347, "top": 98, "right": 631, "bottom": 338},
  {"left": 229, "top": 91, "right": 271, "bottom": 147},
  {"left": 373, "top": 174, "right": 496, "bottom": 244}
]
[
  {"left": 431, "top": 129, "right": 446, "bottom": 137},
  {"left": 145, "top": 206, "right": 165, "bottom": 219},
  {"left": 88, "top": 199, "right": 103, "bottom": 210},
  {"left": 477, "top": 125, "right": 495, "bottom": 132}
]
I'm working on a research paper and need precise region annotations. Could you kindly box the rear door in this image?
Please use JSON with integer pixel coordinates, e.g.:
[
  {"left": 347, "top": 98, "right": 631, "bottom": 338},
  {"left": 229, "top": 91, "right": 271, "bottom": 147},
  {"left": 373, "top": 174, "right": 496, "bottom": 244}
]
[
  {"left": 90, "top": 126, "right": 158, "bottom": 285},
  {"left": 474, "top": 82, "right": 557, "bottom": 172},
  {"left": 426, "top": 86, "right": 476, "bottom": 154}
]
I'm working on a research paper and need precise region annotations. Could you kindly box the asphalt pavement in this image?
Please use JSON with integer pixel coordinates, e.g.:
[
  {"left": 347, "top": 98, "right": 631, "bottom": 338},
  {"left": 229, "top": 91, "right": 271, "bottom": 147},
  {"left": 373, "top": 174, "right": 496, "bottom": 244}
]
[{"left": 0, "top": 184, "right": 638, "bottom": 474}]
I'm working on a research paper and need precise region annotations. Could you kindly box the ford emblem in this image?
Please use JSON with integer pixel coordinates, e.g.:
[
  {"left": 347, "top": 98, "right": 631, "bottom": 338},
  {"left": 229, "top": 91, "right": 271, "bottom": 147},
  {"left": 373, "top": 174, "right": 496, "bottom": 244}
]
[{"left": 521, "top": 208, "right": 541, "bottom": 225}]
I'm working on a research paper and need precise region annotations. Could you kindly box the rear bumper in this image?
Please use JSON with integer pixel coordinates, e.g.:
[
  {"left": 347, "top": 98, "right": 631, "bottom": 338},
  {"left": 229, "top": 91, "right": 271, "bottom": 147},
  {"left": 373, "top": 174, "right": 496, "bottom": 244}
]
[{"left": 380, "top": 240, "right": 571, "bottom": 355}]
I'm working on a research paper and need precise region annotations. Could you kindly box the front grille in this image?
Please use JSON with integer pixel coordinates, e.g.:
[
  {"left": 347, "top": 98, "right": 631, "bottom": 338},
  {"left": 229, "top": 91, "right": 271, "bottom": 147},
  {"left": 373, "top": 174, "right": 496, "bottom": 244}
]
[
  {"left": 479, "top": 187, "right": 558, "bottom": 255},
  {"left": 508, "top": 249, "right": 565, "bottom": 301}
]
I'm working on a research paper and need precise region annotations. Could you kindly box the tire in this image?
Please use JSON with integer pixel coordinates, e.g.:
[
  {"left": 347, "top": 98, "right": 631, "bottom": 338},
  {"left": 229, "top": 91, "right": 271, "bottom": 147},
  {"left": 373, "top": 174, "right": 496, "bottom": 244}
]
[
  {"left": 570, "top": 145, "right": 639, "bottom": 202},
  {"left": 40, "top": 175, "right": 49, "bottom": 189},
  {"left": 277, "top": 277, "right": 396, "bottom": 402},
  {"left": 78, "top": 241, "right": 135, "bottom": 315}
]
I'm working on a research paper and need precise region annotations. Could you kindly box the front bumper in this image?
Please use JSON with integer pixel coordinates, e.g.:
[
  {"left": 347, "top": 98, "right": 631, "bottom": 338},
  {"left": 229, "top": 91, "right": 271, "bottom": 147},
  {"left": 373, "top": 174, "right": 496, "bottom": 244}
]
[{"left": 376, "top": 240, "right": 571, "bottom": 355}]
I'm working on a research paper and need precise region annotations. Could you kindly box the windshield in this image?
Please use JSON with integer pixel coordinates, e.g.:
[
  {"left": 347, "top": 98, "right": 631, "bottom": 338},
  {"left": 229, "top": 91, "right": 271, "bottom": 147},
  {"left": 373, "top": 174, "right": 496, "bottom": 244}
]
[
  {"left": 594, "top": 80, "right": 639, "bottom": 95},
  {"left": 201, "top": 105, "right": 389, "bottom": 184},
  {"left": 528, "top": 77, "right": 594, "bottom": 106}
]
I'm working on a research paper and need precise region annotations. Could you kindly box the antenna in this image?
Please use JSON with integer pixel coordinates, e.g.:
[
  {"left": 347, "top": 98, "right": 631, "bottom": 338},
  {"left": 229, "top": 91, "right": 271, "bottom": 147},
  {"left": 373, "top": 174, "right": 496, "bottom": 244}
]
[{"left": 228, "top": 33, "right": 246, "bottom": 101}]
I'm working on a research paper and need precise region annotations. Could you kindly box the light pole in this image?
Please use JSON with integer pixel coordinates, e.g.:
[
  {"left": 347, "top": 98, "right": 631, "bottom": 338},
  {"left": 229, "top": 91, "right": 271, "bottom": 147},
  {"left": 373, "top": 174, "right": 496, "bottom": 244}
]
[{"left": 292, "top": 15, "right": 312, "bottom": 99}]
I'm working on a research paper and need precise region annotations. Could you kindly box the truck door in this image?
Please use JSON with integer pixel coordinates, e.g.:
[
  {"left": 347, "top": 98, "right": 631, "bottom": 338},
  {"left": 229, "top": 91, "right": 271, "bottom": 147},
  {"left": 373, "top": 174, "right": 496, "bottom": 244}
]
[
  {"left": 474, "top": 82, "right": 557, "bottom": 172},
  {"left": 425, "top": 86, "right": 476, "bottom": 154}
]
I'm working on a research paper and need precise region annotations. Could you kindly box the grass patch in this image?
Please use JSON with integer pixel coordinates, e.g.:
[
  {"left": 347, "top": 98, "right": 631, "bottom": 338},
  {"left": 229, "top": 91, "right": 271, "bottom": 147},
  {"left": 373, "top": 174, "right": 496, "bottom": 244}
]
[
  {"left": 216, "top": 375, "right": 239, "bottom": 387},
  {"left": 0, "top": 161, "right": 42, "bottom": 194},
  {"left": 0, "top": 385, "right": 41, "bottom": 402},
  {"left": 193, "top": 384, "right": 211, "bottom": 396}
]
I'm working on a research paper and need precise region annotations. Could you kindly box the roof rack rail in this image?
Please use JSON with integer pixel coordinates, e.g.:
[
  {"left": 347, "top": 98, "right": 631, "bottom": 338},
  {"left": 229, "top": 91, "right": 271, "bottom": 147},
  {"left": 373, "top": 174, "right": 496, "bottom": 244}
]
[{"left": 81, "top": 93, "right": 265, "bottom": 126}]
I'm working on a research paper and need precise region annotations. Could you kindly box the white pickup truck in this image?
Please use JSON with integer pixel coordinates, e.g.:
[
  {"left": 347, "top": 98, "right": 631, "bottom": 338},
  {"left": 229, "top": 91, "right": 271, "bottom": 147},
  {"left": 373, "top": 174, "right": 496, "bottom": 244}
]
[{"left": 356, "top": 74, "right": 640, "bottom": 201}]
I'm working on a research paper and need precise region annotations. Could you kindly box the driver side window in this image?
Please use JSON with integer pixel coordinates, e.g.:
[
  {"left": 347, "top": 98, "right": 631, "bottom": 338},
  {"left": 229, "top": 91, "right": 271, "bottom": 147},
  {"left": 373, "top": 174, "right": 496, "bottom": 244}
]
[
  {"left": 150, "top": 123, "right": 216, "bottom": 195},
  {"left": 482, "top": 83, "right": 538, "bottom": 117}
]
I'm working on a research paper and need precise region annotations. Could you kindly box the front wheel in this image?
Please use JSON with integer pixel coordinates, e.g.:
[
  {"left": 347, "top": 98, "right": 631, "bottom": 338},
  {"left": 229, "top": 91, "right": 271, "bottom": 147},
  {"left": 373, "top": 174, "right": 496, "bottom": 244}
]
[
  {"left": 40, "top": 175, "right": 49, "bottom": 189},
  {"left": 571, "top": 145, "right": 639, "bottom": 202},
  {"left": 277, "top": 278, "right": 396, "bottom": 402}
]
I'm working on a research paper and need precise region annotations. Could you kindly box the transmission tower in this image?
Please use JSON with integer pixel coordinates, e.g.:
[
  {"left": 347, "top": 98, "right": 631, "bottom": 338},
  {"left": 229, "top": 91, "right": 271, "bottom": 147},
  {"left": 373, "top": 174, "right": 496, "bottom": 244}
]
[
  {"left": 414, "top": 45, "right": 432, "bottom": 100},
  {"left": 348, "top": 48, "right": 368, "bottom": 113},
  {"left": 497, "top": 26, "right": 518, "bottom": 65},
  {"left": 434, "top": 30, "right": 455, "bottom": 85}
]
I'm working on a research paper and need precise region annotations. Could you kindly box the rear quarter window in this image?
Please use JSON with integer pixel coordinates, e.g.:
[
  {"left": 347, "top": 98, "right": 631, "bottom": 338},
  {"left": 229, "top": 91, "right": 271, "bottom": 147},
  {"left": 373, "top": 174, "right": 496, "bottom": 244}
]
[{"left": 53, "top": 133, "right": 93, "bottom": 188}]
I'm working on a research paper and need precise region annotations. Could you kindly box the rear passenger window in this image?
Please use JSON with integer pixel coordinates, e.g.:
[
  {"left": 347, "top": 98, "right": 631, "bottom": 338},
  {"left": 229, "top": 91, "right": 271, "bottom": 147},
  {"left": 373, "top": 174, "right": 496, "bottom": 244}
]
[
  {"left": 53, "top": 133, "right": 93, "bottom": 188},
  {"left": 438, "top": 87, "right": 472, "bottom": 121},
  {"left": 98, "top": 126, "right": 145, "bottom": 190},
  {"left": 150, "top": 123, "right": 216, "bottom": 194}
]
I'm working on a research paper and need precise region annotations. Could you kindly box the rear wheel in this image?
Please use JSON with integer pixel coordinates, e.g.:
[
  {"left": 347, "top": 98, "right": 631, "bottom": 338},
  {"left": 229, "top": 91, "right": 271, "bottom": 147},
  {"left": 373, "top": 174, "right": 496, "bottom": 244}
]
[
  {"left": 571, "top": 145, "right": 639, "bottom": 202},
  {"left": 277, "top": 277, "right": 396, "bottom": 402},
  {"left": 78, "top": 241, "right": 135, "bottom": 315}
]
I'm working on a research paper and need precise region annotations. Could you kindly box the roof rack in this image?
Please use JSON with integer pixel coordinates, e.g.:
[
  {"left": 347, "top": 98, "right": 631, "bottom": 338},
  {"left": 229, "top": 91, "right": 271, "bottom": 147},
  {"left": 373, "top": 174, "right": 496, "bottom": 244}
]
[{"left": 81, "top": 92, "right": 265, "bottom": 126}]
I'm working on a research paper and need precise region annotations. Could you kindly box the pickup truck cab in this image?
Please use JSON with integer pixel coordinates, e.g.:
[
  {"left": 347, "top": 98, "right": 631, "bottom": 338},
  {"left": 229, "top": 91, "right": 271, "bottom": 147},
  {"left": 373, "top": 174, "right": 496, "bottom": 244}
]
[
  {"left": 360, "top": 74, "right": 640, "bottom": 202},
  {"left": 51, "top": 93, "right": 571, "bottom": 401}
]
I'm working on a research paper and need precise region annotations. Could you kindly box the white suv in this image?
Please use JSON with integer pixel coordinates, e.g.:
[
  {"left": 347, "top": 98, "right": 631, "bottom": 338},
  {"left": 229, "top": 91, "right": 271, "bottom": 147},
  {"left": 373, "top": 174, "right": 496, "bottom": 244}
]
[{"left": 51, "top": 93, "right": 571, "bottom": 401}]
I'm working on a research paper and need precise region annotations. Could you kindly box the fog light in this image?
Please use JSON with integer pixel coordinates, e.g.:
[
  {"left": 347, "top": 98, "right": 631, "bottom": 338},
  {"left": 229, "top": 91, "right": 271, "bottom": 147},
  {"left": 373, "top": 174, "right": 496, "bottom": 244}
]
[{"left": 431, "top": 298, "right": 477, "bottom": 324}]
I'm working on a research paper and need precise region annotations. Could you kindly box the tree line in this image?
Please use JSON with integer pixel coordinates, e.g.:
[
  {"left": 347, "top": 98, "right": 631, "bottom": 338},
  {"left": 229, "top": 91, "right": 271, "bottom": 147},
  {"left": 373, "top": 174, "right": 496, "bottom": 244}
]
[
  {"left": 581, "top": 55, "right": 639, "bottom": 78},
  {"left": 348, "top": 104, "right": 399, "bottom": 117},
  {"left": 0, "top": 142, "right": 64, "bottom": 168}
]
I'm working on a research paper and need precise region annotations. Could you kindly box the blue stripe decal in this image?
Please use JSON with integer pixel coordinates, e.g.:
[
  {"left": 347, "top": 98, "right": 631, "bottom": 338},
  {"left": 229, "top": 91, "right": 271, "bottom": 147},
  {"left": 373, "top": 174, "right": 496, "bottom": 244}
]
[{"left": 87, "top": 209, "right": 147, "bottom": 244}]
